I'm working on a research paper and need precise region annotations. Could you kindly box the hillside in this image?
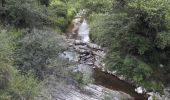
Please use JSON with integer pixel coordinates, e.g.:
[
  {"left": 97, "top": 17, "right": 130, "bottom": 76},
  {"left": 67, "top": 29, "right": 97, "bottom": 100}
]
[{"left": 0, "top": 0, "right": 170, "bottom": 100}]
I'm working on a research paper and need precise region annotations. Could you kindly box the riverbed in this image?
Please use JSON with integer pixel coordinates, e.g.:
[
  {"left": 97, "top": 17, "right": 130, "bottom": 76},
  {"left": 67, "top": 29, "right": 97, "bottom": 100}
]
[{"left": 64, "top": 16, "right": 148, "bottom": 100}]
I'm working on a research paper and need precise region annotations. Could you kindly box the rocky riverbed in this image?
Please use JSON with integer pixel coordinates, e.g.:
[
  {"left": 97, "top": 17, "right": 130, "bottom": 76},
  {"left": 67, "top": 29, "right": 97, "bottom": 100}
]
[
  {"left": 35, "top": 38, "right": 134, "bottom": 100},
  {"left": 35, "top": 15, "right": 170, "bottom": 100}
]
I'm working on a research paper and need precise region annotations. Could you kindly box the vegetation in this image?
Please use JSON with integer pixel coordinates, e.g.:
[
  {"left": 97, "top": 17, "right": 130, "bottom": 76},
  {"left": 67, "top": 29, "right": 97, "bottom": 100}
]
[
  {"left": 15, "top": 29, "right": 68, "bottom": 79},
  {"left": 0, "top": 0, "right": 170, "bottom": 99},
  {"left": 90, "top": 0, "right": 170, "bottom": 91},
  {"left": 0, "top": 0, "right": 77, "bottom": 31},
  {"left": 0, "top": 0, "right": 76, "bottom": 99},
  {"left": 0, "top": 27, "right": 39, "bottom": 100}
]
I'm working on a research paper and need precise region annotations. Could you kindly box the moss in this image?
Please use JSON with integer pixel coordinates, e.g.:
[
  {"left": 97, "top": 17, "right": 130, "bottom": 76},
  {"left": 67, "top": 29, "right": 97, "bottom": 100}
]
[{"left": 71, "top": 72, "right": 84, "bottom": 84}]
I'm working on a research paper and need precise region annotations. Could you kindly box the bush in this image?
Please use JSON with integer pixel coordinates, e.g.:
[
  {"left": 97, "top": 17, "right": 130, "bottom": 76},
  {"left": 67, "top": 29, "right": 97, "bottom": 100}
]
[
  {"left": 16, "top": 29, "right": 68, "bottom": 79},
  {"left": 0, "top": 27, "right": 39, "bottom": 100},
  {"left": 73, "top": 0, "right": 113, "bottom": 13},
  {"left": 0, "top": 0, "right": 75, "bottom": 31},
  {"left": 0, "top": 0, "right": 42, "bottom": 28},
  {"left": 9, "top": 72, "right": 39, "bottom": 100},
  {"left": 0, "top": 68, "right": 39, "bottom": 100},
  {"left": 90, "top": 0, "right": 170, "bottom": 90},
  {"left": 48, "top": 0, "right": 71, "bottom": 31}
]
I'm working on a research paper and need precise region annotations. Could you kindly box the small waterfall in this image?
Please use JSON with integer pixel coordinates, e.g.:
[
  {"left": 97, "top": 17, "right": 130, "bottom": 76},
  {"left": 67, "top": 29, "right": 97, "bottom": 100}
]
[
  {"left": 77, "top": 19, "right": 90, "bottom": 43},
  {"left": 68, "top": 15, "right": 90, "bottom": 43},
  {"left": 63, "top": 15, "right": 148, "bottom": 100}
]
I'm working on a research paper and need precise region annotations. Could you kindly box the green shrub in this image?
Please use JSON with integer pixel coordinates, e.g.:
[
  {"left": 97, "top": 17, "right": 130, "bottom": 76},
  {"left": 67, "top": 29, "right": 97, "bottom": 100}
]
[
  {"left": 0, "top": 27, "right": 39, "bottom": 100},
  {"left": 0, "top": 0, "right": 75, "bottom": 31},
  {"left": 0, "top": 0, "right": 41, "bottom": 28},
  {"left": 9, "top": 72, "right": 39, "bottom": 100},
  {"left": 71, "top": 72, "right": 84, "bottom": 84},
  {"left": 90, "top": 0, "right": 170, "bottom": 90},
  {"left": 0, "top": 67, "right": 39, "bottom": 100},
  {"left": 16, "top": 29, "right": 68, "bottom": 79},
  {"left": 76, "top": 0, "right": 113, "bottom": 13},
  {"left": 48, "top": 1, "right": 69, "bottom": 31}
]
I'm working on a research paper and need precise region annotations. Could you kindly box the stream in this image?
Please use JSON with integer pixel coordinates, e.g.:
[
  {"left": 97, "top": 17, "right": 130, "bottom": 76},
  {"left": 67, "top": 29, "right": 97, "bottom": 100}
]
[
  {"left": 65, "top": 16, "right": 148, "bottom": 100},
  {"left": 93, "top": 68, "right": 148, "bottom": 100}
]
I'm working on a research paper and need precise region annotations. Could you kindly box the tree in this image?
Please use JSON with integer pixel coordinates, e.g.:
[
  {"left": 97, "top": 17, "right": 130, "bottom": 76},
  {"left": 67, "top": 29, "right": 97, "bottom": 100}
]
[
  {"left": 39, "top": 0, "right": 50, "bottom": 7},
  {"left": 16, "top": 29, "right": 68, "bottom": 79},
  {"left": 90, "top": 0, "right": 170, "bottom": 91},
  {"left": 0, "top": 27, "right": 39, "bottom": 100}
]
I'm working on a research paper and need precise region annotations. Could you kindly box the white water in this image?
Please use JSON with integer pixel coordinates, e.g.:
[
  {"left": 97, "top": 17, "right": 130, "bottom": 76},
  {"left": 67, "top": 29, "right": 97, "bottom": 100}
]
[
  {"left": 70, "top": 16, "right": 90, "bottom": 43},
  {"left": 77, "top": 19, "right": 90, "bottom": 43}
]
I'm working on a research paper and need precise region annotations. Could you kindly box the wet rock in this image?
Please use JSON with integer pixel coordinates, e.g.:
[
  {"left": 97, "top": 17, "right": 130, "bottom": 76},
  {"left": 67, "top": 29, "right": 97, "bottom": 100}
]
[
  {"left": 94, "top": 61, "right": 103, "bottom": 68},
  {"left": 92, "top": 51, "right": 105, "bottom": 59},
  {"left": 164, "top": 87, "right": 170, "bottom": 97},
  {"left": 83, "top": 84, "right": 134, "bottom": 100},
  {"left": 135, "top": 87, "right": 145, "bottom": 94},
  {"left": 36, "top": 75, "right": 134, "bottom": 100},
  {"left": 38, "top": 16, "right": 139, "bottom": 100},
  {"left": 87, "top": 43, "right": 102, "bottom": 51},
  {"left": 59, "top": 51, "right": 79, "bottom": 62},
  {"left": 147, "top": 91, "right": 170, "bottom": 100},
  {"left": 74, "top": 45, "right": 89, "bottom": 50},
  {"left": 55, "top": 36, "right": 135, "bottom": 100},
  {"left": 74, "top": 40, "right": 86, "bottom": 45},
  {"left": 76, "top": 49, "right": 91, "bottom": 54}
]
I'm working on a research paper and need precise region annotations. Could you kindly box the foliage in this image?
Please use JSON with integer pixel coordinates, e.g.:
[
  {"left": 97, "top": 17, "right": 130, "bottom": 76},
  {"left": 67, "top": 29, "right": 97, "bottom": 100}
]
[
  {"left": 90, "top": 0, "right": 170, "bottom": 90},
  {"left": 8, "top": 72, "right": 39, "bottom": 100},
  {"left": 0, "top": 0, "right": 76, "bottom": 31},
  {"left": 0, "top": 0, "right": 79, "bottom": 98},
  {"left": 69, "top": 0, "right": 113, "bottom": 14},
  {"left": 0, "top": 27, "right": 39, "bottom": 100},
  {"left": 16, "top": 29, "right": 68, "bottom": 79},
  {"left": 0, "top": 0, "right": 170, "bottom": 96},
  {"left": 71, "top": 72, "right": 84, "bottom": 84},
  {"left": 50, "top": 0, "right": 113, "bottom": 18},
  {"left": 49, "top": 0, "right": 75, "bottom": 31},
  {"left": 39, "top": 0, "right": 50, "bottom": 7},
  {"left": 0, "top": 0, "right": 42, "bottom": 28}
]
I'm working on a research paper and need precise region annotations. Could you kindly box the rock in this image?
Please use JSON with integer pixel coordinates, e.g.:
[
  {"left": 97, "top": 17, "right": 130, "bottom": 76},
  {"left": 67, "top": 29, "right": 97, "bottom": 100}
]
[
  {"left": 135, "top": 87, "right": 143, "bottom": 94},
  {"left": 164, "top": 87, "right": 170, "bottom": 97},
  {"left": 36, "top": 75, "right": 134, "bottom": 100},
  {"left": 159, "top": 64, "right": 164, "bottom": 68},
  {"left": 102, "top": 68, "right": 105, "bottom": 72},
  {"left": 74, "top": 40, "right": 86, "bottom": 45},
  {"left": 148, "top": 96, "right": 153, "bottom": 100},
  {"left": 76, "top": 49, "right": 91, "bottom": 54},
  {"left": 44, "top": 16, "right": 148, "bottom": 100},
  {"left": 59, "top": 51, "right": 79, "bottom": 62},
  {"left": 92, "top": 51, "right": 105, "bottom": 59},
  {"left": 87, "top": 43, "right": 102, "bottom": 51},
  {"left": 112, "top": 71, "right": 117, "bottom": 74},
  {"left": 147, "top": 91, "right": 170, "bottom": 100},
  {"left": 74, "top": 45, "right": 89, "bottom": 50},
  {"left": 94, "top": 61, "right": 103, "bottom": 68}
]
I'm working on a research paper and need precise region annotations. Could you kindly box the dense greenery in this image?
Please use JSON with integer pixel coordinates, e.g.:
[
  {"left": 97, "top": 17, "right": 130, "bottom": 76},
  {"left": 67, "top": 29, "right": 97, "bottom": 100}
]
[
  {"left": 0, "top": 27, "right": 39, "bottom": 99},
  {"left": 90, "top": 0, "right": 170, "bottom": 91},
  {"left": 0, "top": 0, "right": 77, "bottom": 31},
  {"left": 0, "top": 0, "right": 76, "bottom": 99},
  {"left": 16, "top": 29, "right": 68, "bottom": 79},
  {"left": 0, "top": 0, "right": 170, "bottom": 99}
]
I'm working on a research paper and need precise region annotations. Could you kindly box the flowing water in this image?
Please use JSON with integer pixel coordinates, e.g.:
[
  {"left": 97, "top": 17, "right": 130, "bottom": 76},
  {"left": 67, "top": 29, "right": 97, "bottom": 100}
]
[
  {"left": 93, "top": 68, "right": 148, "bottom": 100},
  {"left": 77, "top": 19, "right": 90, "bottom": 43},
  {"left": 66, "top": 16, "right": 148, "bottom": 100}
]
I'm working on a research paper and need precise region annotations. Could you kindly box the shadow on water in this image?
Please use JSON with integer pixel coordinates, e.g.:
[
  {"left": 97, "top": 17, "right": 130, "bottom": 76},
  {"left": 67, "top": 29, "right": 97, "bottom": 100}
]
[{"left": 93, "top": 68, "right": 148, "bottom": 100}]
